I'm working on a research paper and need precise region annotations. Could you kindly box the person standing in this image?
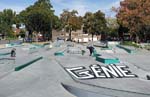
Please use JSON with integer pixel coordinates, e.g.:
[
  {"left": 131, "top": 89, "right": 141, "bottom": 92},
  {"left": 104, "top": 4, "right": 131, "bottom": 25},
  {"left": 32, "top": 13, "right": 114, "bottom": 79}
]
[
  {"left": 11, "top": 48, "right": 16, "bottom": 57},
  {"left": 87, "top": 40, "right": 94, "bottom": 56}
]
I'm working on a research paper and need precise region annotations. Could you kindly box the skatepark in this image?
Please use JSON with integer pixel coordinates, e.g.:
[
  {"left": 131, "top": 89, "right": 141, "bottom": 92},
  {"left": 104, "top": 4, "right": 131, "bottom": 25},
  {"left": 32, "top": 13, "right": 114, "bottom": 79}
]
[
  {"left": 0, "top": 41, "right": 150, "bottom": 97},
  {"left": 0, "top": 0, "right": 150, "bottom": 96}
]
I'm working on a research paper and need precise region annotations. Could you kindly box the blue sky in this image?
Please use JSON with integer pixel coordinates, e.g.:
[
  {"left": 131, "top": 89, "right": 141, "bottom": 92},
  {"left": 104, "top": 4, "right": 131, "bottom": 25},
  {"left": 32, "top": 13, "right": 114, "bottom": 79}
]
[{"left": 0, "top": 0, "right": 122, "bottom": 17}]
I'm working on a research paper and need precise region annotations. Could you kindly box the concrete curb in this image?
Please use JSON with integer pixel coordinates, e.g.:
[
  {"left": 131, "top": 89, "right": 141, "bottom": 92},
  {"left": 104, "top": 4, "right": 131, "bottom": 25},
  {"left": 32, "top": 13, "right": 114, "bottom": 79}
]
[
  {"left": 116, "top": 45, "right": 136, "bottom": 54},
  {"left": 0, "top": 52, "right": 11, "bottom": 56},
  {"left": 15, "top": 56, "right": 43, "bottom": 71}
]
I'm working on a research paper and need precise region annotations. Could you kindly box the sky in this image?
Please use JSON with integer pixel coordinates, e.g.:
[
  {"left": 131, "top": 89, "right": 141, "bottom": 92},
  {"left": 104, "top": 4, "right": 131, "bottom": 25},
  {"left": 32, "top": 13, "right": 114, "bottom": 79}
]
[{"left": 0, "top": 0, "right": 122, "bottom": 17}]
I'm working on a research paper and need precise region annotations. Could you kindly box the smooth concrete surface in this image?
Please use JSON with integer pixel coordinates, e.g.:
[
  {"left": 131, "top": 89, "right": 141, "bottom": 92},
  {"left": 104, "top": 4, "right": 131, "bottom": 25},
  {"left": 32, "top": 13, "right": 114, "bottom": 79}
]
[{"left": 0, "top": 41, "right": 150, "bottom": 97}]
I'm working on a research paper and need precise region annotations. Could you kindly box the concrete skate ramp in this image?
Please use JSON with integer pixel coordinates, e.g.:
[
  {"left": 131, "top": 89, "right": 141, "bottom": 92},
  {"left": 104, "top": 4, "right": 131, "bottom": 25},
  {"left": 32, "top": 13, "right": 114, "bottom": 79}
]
[
  {"left": 0, "top": 58, "right": 15, "bottom": 78},
  {"left": 94, "top": 45, "right": 129, "bottom": 54},
  {"left": 62, "top": 82, "right": 150, "bottom": 97},
  {"left": 0, "top": 58, "right": 75, "bottom": 97},
  {"left": 76, "top": 78, "right": 150, "bottom": 97},
  {"left": 0, "top": 56, "right": 42, "bottom": 78},
  {"left": 62, "top": 83, "right": 112, "bottom": 97},
  {"left": 114, "top": 50, "right": 150, "bottom": 71},
  {"left": 56, "top": 53, "right": 150, "bottom": 97}
]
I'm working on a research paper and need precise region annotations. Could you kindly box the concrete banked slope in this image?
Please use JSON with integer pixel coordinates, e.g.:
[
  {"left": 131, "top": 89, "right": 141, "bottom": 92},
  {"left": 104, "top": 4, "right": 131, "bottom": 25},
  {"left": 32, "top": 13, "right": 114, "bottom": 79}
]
[
  {"left": 56, "top": 55, "right": 150, "bottom": 97},
  {"left": 0, "top": 45, "right": 76, "bottom": 97},
  {"left": 0, "top": 42, "right": 150, "bottom": 97},
  {"left": 55, "top": 43, "right": 150, "bottom": 97}
]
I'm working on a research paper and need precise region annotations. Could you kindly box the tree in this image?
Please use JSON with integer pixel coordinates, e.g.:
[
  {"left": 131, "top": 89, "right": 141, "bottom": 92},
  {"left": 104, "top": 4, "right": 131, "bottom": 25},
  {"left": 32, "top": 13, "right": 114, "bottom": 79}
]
[
  {"left": 118, "top": 25, "right": 129, "bottom": 41},
  {"left": 60, "top": 9, "right": 82, "bottom": 40},
  {"left": 83, "top": 10, "right": 107, "bottom": 41},
  {"left": 52, "top": 15, "right": 63, "bottom": 30},
  {"left": 19, "top": 0, "right": 55, "bottom": 40},
  {"left": 83, "top": 12, "right": 95, "bottom": 40},
  {"left": 117, "top": 0, "right": 150, "bottom": 42},
  {"left": 106, "top": 17, "right": 119, "bottom": 40},
  {"left": 0, "top": 9, "right": 16, "bottom": 38},
  {"left": 94, "top": 10, "right": 107, "bottom": 35}
]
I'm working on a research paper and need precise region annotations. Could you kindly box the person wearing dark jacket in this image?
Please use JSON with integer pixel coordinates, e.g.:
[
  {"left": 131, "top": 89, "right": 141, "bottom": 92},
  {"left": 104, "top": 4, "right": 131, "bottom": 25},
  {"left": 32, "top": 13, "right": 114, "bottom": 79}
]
[
  {"left": 11, "top": 48, "right": 16, "bottom": 57},
  {"left": 87, "top": 46, "right": 94, "bottom": 56}
]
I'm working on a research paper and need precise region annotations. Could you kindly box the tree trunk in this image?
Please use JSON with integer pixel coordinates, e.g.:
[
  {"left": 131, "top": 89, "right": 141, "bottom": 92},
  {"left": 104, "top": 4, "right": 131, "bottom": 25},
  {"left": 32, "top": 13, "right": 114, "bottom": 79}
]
[
  {"left": 69, "top": 28, "right": 72, "bottom": 41},
  {"left": 135, "top": 33, "right": 139, "bottom": 43},
  {"left": 92, "top": 33, "right": 94, "bottom": 41},
  {"left": 42, "top": 32, "right": 46, "bottom": 41}
]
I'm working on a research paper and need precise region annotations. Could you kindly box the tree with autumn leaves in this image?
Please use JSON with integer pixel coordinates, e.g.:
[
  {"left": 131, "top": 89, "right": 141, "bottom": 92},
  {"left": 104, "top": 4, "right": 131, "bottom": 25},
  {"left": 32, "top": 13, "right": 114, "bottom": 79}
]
[
  {"left": 117, "top": 0, "right": 150, "bottom": 42},
  {"left": 3, "top": 0, "right": 150, "bottom": 42},
  {"left": 60, "top": 9, "right": 82, "bottom": 40},
  {"left": 60, "top": 10, "right": 107, "bottom": 41}
]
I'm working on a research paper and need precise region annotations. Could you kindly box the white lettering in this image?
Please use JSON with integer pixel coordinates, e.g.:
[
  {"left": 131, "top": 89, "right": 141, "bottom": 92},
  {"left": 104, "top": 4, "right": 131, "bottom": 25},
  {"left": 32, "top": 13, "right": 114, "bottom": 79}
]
[
  {"left": 116, "top": 65, "right": 137, "bottom": 77},
  {"left": 111, "top": 64, "right": 124, "bottom": 77},
  {"left": 78, "top": 71, "right": 95, "bottom": 79},
  {"left": 66, "top": 67, "right": 84, "bottom": 79},
  {"left": 90, "top": 65, "right": 106, "bottom": 78},
  {"left": 101, "top": 65, "right": 119, "bottom": 78},
  {"left": 65, "top": 64, "right": 137, "bottom": 80},
  {"left": 66, "top": 66, "right": 94, "bottom": 79}
]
